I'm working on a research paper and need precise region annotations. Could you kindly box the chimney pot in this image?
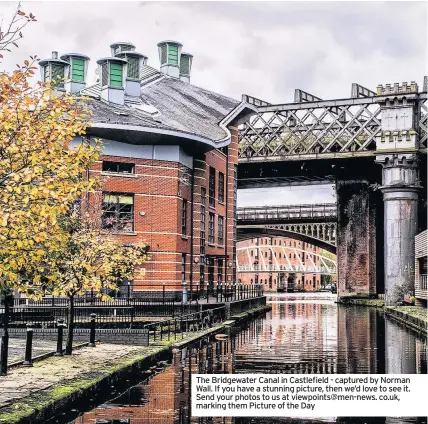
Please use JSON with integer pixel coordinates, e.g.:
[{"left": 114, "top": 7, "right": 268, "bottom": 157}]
[{"left": 52, "top": 51, "right": 58, "bottom": 59}]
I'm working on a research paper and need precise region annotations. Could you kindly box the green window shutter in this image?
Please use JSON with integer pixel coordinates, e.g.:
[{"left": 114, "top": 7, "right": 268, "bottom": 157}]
[
  {"left": 109, "top": 62, "right": 123, "bottom": 87},
  {"left": 52, "top": 64, "right": 64, "bottom": 87},
  {"left": 44, "top": 65, "right": 50, "bottom": 82},
  {"left": 101, "top": 63, "right": 109, "bottom": 86},
  {"left": 180, "top": 56, "right": 189, "bottom": 75},
  {"left": 160, "top": 45, "right": 167, "bottom": 65},
  {"left": 71, "top": 58, "right": 85, "bottom": 81},
  {"left": 168, "top": 45, "right": 178, "bottom": 65},
  {"left": 127, "top": 57, "right": 139, "bottom": 79}
]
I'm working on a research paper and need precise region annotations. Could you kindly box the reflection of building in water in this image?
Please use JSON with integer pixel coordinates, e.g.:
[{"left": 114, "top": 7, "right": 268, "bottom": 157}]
[
  {"left": 234, "top": 302, "right": 338, "bottom": 374},
  {"left": 336, "top": 306, "right": 385, "bottom": 374},
  {"left": 75, "top": 334, "right": 238, "bottom": 424}
]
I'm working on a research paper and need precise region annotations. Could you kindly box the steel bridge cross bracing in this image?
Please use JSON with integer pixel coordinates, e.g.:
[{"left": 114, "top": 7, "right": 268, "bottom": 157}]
[{"left": 238, "top": 81, "right": 427, "bottom": 162}]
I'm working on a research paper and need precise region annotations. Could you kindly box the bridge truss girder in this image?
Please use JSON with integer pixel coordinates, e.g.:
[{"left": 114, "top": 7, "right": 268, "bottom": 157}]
[{"left": 238, "top": 92, "right": 427, "bottom": 161}]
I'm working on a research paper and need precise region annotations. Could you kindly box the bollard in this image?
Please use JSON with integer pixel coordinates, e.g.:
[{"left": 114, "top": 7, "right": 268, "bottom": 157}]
[
  {"left": 89, "top": 313, "right": 96, "bottom": 347},
  {"left": 55, "top": 318, "right": 65, "bottom": 356},
  {"left": 23, "top": 323, "right": 34, "bottom": 367}
]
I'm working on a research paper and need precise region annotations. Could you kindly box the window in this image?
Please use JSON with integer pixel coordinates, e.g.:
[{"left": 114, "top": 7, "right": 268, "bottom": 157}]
[
  {"left": 102, "top": 193, "right": 134, "bottom": 232},
  {"left": 168, "top": 44, "right": 179, "bottom": 65},
  {"left": 181, "top": 254, "right": 186, "bottom": 282},
  {"left": 218, "top": 258, "right": 223, "bottom": 284},
  {"left": 274, "top": 240, "right": 276, "bottom": 245},
  {"left": 279, "top": 253, "right": 282, "bottom": 258},
  {"left": 102, "top": 161, "right": 135, "bottom": 174},
  {"left": 218, "top": 216, "right": 224, "bottom": 245},
  {"left": 200, "top": 188, "right": 206, "bottom": 256},
  {"left": 208, "top": 213, "right": 215, "bottom": 244},
  {"left": 251, "top": 250, "right": 253, "bottom": 257},
  {"left": 218, "top": 172, "right": 225, "bottom": 203},
  {"left": 110, "top": 62, "right": 123, "bottom": 87},
  {"left": 182, "top": 200, "right": 187, "bottom": 236},
  {"left": 127, "top": 56, "right": 139, "bottom": 79},
  {"left": 209, "top": 167, "right": 216, "bottom": 207},
  {"left": 71, "top": 58, "right": 85, "bottom": 81}
]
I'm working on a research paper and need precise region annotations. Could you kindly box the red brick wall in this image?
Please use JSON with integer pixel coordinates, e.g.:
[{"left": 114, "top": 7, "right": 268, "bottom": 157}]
[{"left": 89, "top": 130, "right": 238, "bottom": 297}]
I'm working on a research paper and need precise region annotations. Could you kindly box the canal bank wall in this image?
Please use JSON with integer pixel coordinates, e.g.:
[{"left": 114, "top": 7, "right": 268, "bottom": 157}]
[
  {"left": 337, "top": 298, "right": 427, "bottom": 336},
  {"left": 0, "top": 303, "right": 271, "bottom": 424}
]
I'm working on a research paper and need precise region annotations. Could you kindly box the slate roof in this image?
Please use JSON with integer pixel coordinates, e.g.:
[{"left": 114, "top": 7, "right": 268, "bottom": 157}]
[{"left": 81, "top": 64, "right": 240, "bottom": 143}]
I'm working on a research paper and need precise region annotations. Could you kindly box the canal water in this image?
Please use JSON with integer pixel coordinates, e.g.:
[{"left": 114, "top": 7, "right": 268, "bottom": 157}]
[{"left": 56, "top": 293, "right": 426, "bottom": 424}]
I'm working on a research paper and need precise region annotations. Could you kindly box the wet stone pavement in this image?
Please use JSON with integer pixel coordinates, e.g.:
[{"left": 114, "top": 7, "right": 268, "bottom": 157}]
[{"left": 0, "top": 344, "right": 142, "bottom": 412}]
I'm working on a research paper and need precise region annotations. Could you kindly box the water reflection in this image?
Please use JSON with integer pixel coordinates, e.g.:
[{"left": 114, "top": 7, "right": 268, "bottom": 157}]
[{"left": 69, "top": 294, "right": 426, "bottom": 424}]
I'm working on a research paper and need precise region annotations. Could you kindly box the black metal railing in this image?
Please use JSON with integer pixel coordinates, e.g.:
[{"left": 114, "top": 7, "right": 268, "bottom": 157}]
[
  {"left": 0, "top": 284, "right": 264, "bottom": 328},
  {"left": 144, "top": 306, "right": 227, "bottom": 344},
  {"left": 237, "top": 203, "right": 337, "bottom": 222}
]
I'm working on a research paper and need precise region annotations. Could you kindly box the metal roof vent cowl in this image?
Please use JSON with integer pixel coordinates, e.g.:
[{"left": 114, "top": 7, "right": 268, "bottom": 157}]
[
  {"left": 97, "top": 57, "right": 127, "bottom": 105},
  {"left": 157, "top": 40, "right": 182, "bottom": 78},
  {"left": 179, "top": 53, "right": 193, "bottom": 83},
  {"left": 39, "top": 51, "right": 69, "bottom": 94},
  {"left": 60, "top": 52, "right": 90, "bottom": 94},
  {"left": 115, "top": 47, "right": 148, "bottom": 97}
]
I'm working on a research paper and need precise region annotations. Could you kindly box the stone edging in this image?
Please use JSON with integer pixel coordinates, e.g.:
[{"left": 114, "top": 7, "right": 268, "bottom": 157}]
[{"left": 0, "top": 303, "right": 272, "bottom": 424}]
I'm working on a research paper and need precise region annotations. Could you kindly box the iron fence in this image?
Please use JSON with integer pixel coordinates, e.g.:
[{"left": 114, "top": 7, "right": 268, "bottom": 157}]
[
  {"left": 0, "top": 284, "right": 264, "bottom": 328},
  {"left": 144, "top": 306, "right": 227, "bottom": 344}
]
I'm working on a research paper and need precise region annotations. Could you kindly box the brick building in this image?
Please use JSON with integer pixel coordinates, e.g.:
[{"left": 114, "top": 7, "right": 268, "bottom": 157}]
[
  {"left": 237, "top": 236, "right": 335, "bottom": 292},
  {"left": 39, "top": 41, "right": 256, "bottom": 299}
]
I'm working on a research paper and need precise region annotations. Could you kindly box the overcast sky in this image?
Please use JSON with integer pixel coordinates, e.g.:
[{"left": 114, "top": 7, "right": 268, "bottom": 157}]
[{"left": 1, "top": 1, "right": 426, "bottom": 205}]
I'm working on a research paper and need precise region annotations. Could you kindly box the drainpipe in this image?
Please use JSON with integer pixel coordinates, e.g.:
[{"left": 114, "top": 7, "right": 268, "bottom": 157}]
[
  {"left": 189, "top": 160, "right": 195, "bottom": 296},
  {"left": 225, "top": 146, "right": 229, "bottom": 282}
]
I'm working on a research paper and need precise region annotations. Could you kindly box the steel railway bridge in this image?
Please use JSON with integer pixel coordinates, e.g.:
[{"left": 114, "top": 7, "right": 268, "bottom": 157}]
[{"left": 236, "top": 78, "right": 428, "bottom": 304}]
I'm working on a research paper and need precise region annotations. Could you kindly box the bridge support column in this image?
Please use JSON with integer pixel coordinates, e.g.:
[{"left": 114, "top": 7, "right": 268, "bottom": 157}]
[
  {"left": 336, "top": 180, "right": 377, "bottom": 298},
  {"left": 376, "top": 153, "right": 420, "bottom": 306}
]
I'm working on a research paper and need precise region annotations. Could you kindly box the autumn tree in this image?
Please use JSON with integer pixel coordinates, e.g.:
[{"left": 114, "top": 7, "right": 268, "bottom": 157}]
[
  {"left": 0, "top": 2, "right": 36, "bottom": 57},
  {"left": 27, "top": 194, "right": 148, "bottom": 354}
]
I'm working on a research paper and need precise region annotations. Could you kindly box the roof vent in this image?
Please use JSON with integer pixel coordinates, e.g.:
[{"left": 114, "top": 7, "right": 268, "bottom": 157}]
[
  {"left": 96, "top": 57, "right": 127, "bottom": 105},
  {"left": 115, "top": 48, "right": 148, "bottom": 97},
  {"left": 157, "top": 40, "right": 182, "bottom": 78},
  {"left": 179, "top": 53, "right": 193, "bottom": 83},
  {"left": 39, "top": 51, "right": 69, "bottom": 91},
  {"left": 110, "top": 41, "right": 135, "bottom": 56},
  {"left": 60, "top": 53, "right": 90, "bottom": 94}
]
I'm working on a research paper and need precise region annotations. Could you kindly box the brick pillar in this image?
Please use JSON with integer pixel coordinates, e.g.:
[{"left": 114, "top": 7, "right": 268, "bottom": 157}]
[
  {"left": 192, "top": 156, "right": 207, "bottom": 292},
  {"left": 336, "top": 180, "right": 377, "bottom": 298},
  {"left": 226, "top": 126, "right": 239, "bottom": 283}
]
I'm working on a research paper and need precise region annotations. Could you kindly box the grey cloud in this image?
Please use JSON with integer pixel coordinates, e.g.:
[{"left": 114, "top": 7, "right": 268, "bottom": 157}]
[{"left": 0, "top": 1, "right": 425, "bottom": 103}]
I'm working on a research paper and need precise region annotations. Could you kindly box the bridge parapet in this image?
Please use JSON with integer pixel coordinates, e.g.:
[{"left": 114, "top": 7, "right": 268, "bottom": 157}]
[
  {"left": 238, "top": 79, "right": 427, "bottom": 162},
  {"left": 237, "top": 203, "right": 336, "bottom": 223}
]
